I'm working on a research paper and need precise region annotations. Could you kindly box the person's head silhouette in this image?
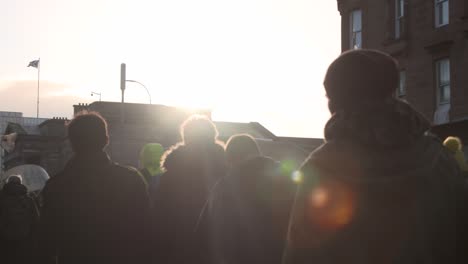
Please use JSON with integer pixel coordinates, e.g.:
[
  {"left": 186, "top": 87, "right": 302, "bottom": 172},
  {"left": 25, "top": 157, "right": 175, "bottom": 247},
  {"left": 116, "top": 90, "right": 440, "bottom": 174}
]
[
  {"left": 225, "top": 134, "right": 261, "bottom": 167},
  {"left": 443, "top": 136, "right": 463, "bottom": 153},
  {"left": 6, "top": 175, "right": 23, "bottom": 185},
  {"left": 324, "top": 49, "right": 399, "bottom": 114},
  {"left": 67, "top": 112, "right": 109, "bottom": 154},
  {"left": 180, "top": 115, "right": 219, "bottom": 146}
]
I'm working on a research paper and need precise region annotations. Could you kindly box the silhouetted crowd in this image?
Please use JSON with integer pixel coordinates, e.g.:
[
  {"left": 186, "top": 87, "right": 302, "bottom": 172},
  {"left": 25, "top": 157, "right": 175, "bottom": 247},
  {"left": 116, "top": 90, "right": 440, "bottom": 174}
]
[{"left": 1, "top": 49, "right": 468, "bottom": 264}]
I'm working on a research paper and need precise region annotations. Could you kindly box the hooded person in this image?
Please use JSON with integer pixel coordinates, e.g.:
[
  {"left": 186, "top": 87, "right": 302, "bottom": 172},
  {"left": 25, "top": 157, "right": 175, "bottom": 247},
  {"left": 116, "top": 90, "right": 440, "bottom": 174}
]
[
  {"left": 139, "top": 143, "right": 165, "bottom": 187},
  {"left": 443, "top": 137, "right": 468, "bottom": 177},
  {"left": 284, "top": 49, "right": 468, "bottom": 264},
  {"left": 151, "top": 115, "right": 227, "bottom": 264},
  {"left": 203, "top": 134, "right": 296, "bottom": 264}
]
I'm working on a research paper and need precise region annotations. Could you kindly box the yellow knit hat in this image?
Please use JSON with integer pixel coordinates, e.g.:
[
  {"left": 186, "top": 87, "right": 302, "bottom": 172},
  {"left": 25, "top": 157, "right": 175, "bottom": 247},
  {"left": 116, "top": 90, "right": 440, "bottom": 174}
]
[{"left": 443, "top": 136, "right": 462, "bottom": 152}]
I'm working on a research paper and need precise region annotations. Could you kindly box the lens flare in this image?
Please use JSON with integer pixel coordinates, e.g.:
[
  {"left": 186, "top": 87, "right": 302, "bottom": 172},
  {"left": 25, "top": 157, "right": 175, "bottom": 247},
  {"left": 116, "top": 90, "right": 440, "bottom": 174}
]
[
  {"left": 309, "top": 187, "right": 328, "bottom": 208},
  {"left": 281, "top": 160, "right": 297, "bottom": 175},
  {"left": 291, "top": 170, "right": 303, "bottom": 184},
  {"left": 306, "top": 181, "right": 355, "bottom": 231}
]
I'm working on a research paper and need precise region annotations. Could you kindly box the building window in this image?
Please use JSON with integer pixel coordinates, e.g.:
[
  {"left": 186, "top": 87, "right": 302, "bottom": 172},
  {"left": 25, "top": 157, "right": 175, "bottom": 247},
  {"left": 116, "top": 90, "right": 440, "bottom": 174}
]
[
  {"left": 397, "top": 70, "right": 406, "bottom": 97},
  {"left": 395, "top": 0, "right": 405, "bottom": 39},
  {"left": 436, "top": 58, "right": 450, "bottom": 104},
  {"left": 350, "top": 9, "right": 362, "bottom": 49},
  {"left": 435, "top": 0, "right": 449, "bottom": 27}
]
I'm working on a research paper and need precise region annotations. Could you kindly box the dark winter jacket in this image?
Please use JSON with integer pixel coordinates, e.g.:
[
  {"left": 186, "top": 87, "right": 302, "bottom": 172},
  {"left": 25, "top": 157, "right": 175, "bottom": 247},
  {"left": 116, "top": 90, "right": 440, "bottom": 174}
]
[
  {"left": 285, "top": 99, "right": 468, "bottom": 264},
  {"left": 0, "top": 182, "right": 39, "bottom": 237},
  {"left": 0, "top": 181, "right": 39, "bottom": 264},
  {"left": 36, "top": 151, "right": 151, "bottom": 264},
  {"left": 151, "top": 143, "right": 227, "bottom": 264},
  {"left": 141, "top": 168, "right": 164, "bottom": 205},
  {"left": 206, "top": 156, "right": 296, "bottom": 264}
]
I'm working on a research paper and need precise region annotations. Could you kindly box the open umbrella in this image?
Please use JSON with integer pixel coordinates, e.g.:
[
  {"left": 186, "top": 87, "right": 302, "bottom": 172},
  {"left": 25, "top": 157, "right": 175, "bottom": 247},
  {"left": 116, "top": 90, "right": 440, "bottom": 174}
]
[{"left": 1, "top": 164, "right": 50, "bottom": 192}]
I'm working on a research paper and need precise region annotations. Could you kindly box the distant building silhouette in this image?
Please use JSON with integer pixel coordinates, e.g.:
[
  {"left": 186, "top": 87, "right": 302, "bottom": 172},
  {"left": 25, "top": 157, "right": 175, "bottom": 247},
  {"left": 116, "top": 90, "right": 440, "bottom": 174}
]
[
  {"left": 1, "top": 117, "right": 70, "bottom": 176},
  {"left": 2, "top": 102, "right": 322, "bottom": 175},
  {"left": 337, "top": 0, "right": 468, "bottom": 152},
  {"left": 0, "top": 111, "right": 49, "bottom": 173}
]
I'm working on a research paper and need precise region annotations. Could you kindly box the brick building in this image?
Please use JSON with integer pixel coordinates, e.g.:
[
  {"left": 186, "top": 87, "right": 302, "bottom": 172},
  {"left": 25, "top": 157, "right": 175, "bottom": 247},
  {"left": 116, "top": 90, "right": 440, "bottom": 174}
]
[{"left": 336, "top": 0, "right": 468, "bottom": 147}]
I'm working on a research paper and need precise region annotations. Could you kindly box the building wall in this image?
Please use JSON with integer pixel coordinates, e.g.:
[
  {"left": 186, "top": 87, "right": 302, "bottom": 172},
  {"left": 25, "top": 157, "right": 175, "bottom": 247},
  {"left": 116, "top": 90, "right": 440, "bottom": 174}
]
[
  {"left": 73, "top": 102, "right": 212, "bottom": 167},
  {"left": 3, "top": 102, "right": 322, "bottom": 175},
  {"left": 337, "top": 0, "right": 468, "bottom": 124},
  {"left": 0, "top": 112, "right": 48, "bottom": 173},
  {"left": 3, "top": 135, "right": 69, "bottom": 176}
]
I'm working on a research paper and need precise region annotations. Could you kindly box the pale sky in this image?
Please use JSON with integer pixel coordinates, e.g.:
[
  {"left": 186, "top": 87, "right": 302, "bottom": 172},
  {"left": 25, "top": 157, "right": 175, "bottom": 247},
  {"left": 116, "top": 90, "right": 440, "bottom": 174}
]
[{"left": 0, "top": 0, "right": 341, "bottom": 138}]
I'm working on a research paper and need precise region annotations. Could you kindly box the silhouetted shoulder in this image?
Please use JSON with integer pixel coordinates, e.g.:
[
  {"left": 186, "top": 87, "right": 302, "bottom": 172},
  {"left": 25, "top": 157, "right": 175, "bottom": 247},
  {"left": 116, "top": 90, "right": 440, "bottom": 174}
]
[
  {"left": 108, "top": 162, "right": 147, "bottom": 186},
  {"left": 41, "top": 170, "right": 68, "bottom": 196},
  {"left": 299, "top": 141, "right": 338, "bottom": 172},
  {"left": 253, "top": 155, "right": 278, "bottom": 167},
  {"left": 110, "top": 162, "right": 141, "bottom": 175},
  {"left": 305, "top": 133, "right": 447, "bottom": 170},
  {"left": 163, "top": 143, "right": 225, "bottom": 171},
  {"left": 236, "top": 156, "right": 279, "bottom": 174}
]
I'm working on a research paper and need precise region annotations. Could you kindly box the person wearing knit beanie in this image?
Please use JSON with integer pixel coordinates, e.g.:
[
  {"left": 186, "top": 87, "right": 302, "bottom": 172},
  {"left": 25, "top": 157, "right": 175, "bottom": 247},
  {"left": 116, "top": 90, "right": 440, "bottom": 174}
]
[
  {"left": 284, "top": 49, "right": 468, "bottom": 264},
  {"left": 324, "top": 49, "right": 399, "bottom": 113},
  {"left": 443, "top": 136, "right": 468, "bottom": 175},
  {"left": 139, "top": 143, "right": 165, "bottom": 185}
]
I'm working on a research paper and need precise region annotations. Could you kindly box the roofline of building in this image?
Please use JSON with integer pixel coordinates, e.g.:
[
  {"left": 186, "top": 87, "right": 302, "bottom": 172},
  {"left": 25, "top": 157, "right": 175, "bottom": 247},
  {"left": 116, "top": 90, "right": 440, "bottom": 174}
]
[
  {"left": 250, "top": 122, "right": 278, "bottom": 139},
  {"left": 38, "top": 117, "right": 69, "bottom": 127},
  {"left": 80, "top": 101, "right": 213, "bottom": 113}
]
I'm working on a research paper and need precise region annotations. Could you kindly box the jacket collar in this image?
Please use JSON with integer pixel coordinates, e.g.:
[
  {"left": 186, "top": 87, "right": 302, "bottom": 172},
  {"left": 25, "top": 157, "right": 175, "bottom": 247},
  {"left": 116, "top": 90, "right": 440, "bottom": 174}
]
[{"left": 324, "top": 98, "right": 430, "bottom": 149}]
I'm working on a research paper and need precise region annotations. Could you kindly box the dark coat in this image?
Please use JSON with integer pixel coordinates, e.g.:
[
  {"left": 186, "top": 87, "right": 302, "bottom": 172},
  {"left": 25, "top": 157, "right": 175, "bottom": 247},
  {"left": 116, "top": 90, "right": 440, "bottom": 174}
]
[
  {"left": 36, "top": 151, "right": 151, "bottom": 264},
  {"left": 151, "top": 143, "right": 227, "bottom": 264},
  {"left": 0, "top": 182, "right": 39, "bottom": 264},
  {"left": 285, "top": 100, "right": 468, "bottom": 264},
  {"left": 206, "top": 156, "right": 296, "bottom": 264}
]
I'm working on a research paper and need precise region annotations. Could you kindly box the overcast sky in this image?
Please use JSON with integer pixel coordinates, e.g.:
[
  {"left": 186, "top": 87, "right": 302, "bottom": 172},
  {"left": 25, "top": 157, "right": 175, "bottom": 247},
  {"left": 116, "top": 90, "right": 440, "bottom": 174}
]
[{"left": 0, "top": 0, "right": 341, "bottom": 138}]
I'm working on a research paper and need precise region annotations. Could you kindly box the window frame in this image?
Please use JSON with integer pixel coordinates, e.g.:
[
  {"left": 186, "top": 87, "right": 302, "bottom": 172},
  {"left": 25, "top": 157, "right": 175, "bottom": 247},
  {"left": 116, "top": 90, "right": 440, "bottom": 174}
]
[
  {"left": 435, "top": 58, "right": 451, "bottom": 105},
  {"left": 395, "top": 0, "right": 405, "bottom": 39},
  {"left": 349, "top": 9, "right": 362, "bottom": 49},
  {"left": 397, "top": 70, "right": 406, "bottom": 97},
  {"left": 435, "top": 0, "right": 449, "bottom": 28}
]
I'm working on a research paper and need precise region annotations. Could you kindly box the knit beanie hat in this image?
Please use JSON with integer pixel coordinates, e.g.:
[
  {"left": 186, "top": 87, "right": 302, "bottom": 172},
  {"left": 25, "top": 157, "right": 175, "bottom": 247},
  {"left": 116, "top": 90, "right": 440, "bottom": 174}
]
[
  {"left": 324, "top": 49, "right": 399, "bottom": 112},
  {"left": 443, "top": 136, "right": 462, "bottom": 152},
  {"left": 140, "top": 143, "right": 165, "bottom": 176}
]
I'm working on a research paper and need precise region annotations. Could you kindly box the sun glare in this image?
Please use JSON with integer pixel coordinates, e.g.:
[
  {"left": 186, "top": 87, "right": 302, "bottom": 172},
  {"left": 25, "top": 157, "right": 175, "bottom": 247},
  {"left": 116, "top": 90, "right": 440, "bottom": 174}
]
[{"left": 0, "top": 0, "right": 339, "bottom": 137}]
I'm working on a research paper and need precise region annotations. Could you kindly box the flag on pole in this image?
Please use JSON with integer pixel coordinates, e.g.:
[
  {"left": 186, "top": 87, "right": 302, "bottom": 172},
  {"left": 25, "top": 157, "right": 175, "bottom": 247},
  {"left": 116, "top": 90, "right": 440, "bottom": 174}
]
[{"left": 28, "top": 59, "right": 40, "bottom": 68}]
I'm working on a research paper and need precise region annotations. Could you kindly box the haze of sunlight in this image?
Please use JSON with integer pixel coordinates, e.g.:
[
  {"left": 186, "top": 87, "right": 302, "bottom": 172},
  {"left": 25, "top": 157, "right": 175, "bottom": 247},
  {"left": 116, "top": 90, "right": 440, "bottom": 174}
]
[{"left": 0, "top": 0, "right": 341, "bottom": 138}]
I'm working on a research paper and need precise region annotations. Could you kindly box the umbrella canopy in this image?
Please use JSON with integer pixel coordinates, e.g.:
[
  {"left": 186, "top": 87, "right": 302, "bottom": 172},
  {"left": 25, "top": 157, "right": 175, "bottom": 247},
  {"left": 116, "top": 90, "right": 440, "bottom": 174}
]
[{"left": 1, "top": 164, "right": 50, "bottom": 192}]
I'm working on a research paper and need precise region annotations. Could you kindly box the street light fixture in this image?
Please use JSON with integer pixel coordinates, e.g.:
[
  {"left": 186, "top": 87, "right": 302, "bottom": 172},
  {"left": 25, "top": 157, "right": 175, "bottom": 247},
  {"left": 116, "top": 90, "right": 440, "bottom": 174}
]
[
  {"left": 126, "top": 80, "right": 152, "bottom": 104},
  {"left": 91, "top": 91, "right": 102, "bottom": 101}
]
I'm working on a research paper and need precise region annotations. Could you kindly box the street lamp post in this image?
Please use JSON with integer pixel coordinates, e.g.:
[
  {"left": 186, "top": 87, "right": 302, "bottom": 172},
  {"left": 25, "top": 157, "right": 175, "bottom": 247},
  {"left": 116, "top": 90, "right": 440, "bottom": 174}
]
[
  {"left": 126, "top": 80, "right": 152, "bottom": 104},
  {"left": 91, "top": 91, "right": 102, "bottom": 101}
]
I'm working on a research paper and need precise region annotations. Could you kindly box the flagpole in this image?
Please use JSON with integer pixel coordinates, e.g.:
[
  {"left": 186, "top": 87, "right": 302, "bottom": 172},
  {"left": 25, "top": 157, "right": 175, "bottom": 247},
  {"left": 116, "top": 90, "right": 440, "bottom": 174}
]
[{"left": 37, "top": 58, "right": 40, "bottom": 118}]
